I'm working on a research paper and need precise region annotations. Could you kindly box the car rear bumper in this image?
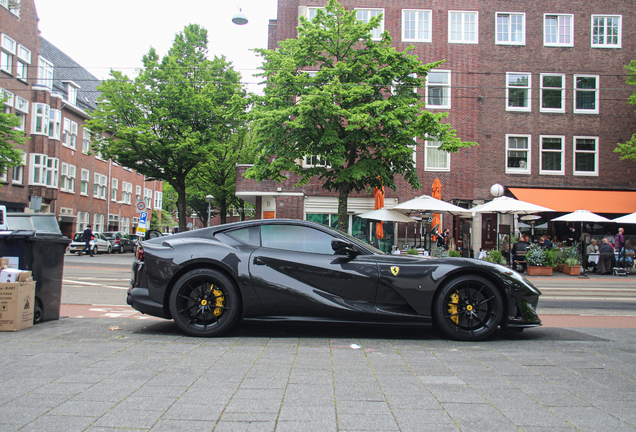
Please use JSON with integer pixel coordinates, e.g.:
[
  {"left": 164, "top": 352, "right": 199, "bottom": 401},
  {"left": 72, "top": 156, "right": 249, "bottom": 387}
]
[{"left": 127, "top": 287, "right": 169, "bottom": 319}]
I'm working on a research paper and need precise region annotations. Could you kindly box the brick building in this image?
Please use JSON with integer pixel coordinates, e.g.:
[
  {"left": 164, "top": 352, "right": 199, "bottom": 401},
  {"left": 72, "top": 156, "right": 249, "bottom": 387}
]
[
  {"left": 235, "top": 0, "right": 636, "bottom": 251},
  {"left": 1, "top": 0, "right": 162, "bottom": 238}
]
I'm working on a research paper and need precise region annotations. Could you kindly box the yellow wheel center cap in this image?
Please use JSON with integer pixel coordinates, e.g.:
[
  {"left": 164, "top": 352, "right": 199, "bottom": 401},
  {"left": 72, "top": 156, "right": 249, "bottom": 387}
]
[
  {"left": 466, "top": 305, "right": 473, "bottom": 311},
  {"left": 201, "top": 300, "right": 208, "bottom": 306}
]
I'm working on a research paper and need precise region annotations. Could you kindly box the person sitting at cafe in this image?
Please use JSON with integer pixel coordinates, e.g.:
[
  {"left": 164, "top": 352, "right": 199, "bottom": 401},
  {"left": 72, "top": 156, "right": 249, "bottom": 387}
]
[
  {"left": 620, "top": 239, "right": 634, "bottom": 268},
  {"left": 513, "top": 235, "right": 530, "bottom": 272},
  {"left": 597, "top": 238, "right": 617, "bottom": 275},
  {"left": 586, "top": 238, "right": 599, "bottom": 272},
  {"left": 539, "top": 235, "right": 553, "bottom": 249}
]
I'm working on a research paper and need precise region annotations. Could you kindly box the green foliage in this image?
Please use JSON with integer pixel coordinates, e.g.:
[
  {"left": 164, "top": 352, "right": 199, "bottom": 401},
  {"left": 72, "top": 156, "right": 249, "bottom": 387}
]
[
  {"left": 562, "top": 243, "right": 582, "bottom": 265},
  {"left": 247, "top": 0, "right": 476, "bottom": 231},
  {"left": 0, "top": 94, "right": 28, "bottom": 179},
  {"left": 483, "top": 249, "right": 505, "bottom": 265},
  {"left": 448, "top": 250, "right": 461, "bottom": 258},
  {"left": 432, "top": 247, "right": 448, "bottom": 258},
  {"left": 86, "top": 24, "right": 249, "bottom": 231},
  {"left": 564, "top": 257, "right": 580, "bottom": 267},
  {"left": 526, "top": 244, "right": 547, "bottom": 266},
  {"left": 406, "top": 248, "right": 420, "bottom": 255},
  {"left": 615, "top": 60, "right": 636, "bottom": 161},
  {"left": 544, "top": 247, "right": 559, "bottom": 268}
]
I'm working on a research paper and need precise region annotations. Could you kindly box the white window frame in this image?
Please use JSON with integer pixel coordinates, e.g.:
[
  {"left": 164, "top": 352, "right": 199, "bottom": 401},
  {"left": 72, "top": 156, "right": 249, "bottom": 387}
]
[
  {"left": 0, "top": 169, "right": 7, "bottom": 183},
  {"left": 1, "top": 88, "right": 14, "bottom": 107},
  {"left": 424, "top": 140, "right": 450, "bottom": 172},
  {"left": 60, "top": 163, "right": 76, "bottom": 193},
  {"left": 14, "top": 95, "right": 28, "bottom": 114},
  {"left": 94, "top": 214, "right": 105, "bottom": 233},
  {"left": 64, "top": 81, "right": 80, "bottom": 105},
  {"left": 402, "top": 9, "right": 432, "bottom": 43},
  {"left": 425, "top": 70, "right": 451, "bottom": 110},
  {"left": 154, "top": 191, "right": 163, "bottom": 210},
  {"left": 49, "top": 109, "right": 62, "bottom": 140},
  {"left": 12, "top": 151, "right": 25, "bottom": 185},
  {"left": 506, "top": 72, "right": 531, "bottom": 112},
  {"left": 122, "top": 181, "right": 133, "bottom": 205},
  {"left": 540, "top": 73, "right": 565, "bottom": 113},
  {"left": 136, "top": 185, "right": 142, "bottom": 200},
  {"left": 82, "top": 128, "right": 91, "bottom": 154},
  {"left": 111, "top": 178, "right": 119, "bottom": 202},
  {"left": 16, "top": 45, "right": 29, "bottom": 81},
  {"left": 0, "top": 34, "right": 16, "bottom": 75},
  {"left": 302, "top": 155, "right": 330, "bottom": 168},
  {"left": 94, "top": 173, "right": 107, "bottom": 199},
  {"left": 144, "top": 188, "right": 153, "bottom": 209},
  {"left": 495, "top": 12, "right": 525, "bottom": 45},
  {"left": 573, "top": 74, "right": 599, "bottom": 114},
  {"left": 306, "top": 6, "right": 325, "bottom": 21},
  {"left": 29, "top": 153, "right": 47, "bottom": 186},
  {"left": 539, "top": 135, "right": 565, "bottom": 176},
  {"left": 356, "top": 8, "right": 384, "bottom": 41},
  {"left": 573, "top": 136, "right": 599, "bottom": 176},
  {"left": 448, "top": 11, "right": 478, "bottom": 44},
  {"left": 37, "top": 56, "right": 54, "bottom": 89},
  {"left": 63, "top": 118, "right": 78, "bottom": 149},
  {"left": 31, "top": 103, "right": 50, "bottom": 135},
  {"left": 544, "top": 14, "right": 574, "bottom": 47},
  {"left": 46, "top": 157, "right": 59, "bottom": 189},
  {"left": 121, "top": 217, "right": 131, "bottom": 234},
  {"left": 591, "top": 15, "right": 621, "bottom": 48},
  {"left": 80, "top": 169, "right": 90, "bottom": 196},
  {"left": 505, "top": 135, "right": 531, "bottom": 174}
]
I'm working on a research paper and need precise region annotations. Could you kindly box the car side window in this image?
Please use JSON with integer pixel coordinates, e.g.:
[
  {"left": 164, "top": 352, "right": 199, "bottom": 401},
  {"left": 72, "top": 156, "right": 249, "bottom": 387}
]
[
  {"left": 261, "top": 225, "right": 335, "bottom": 255},
  {"left": 225, "top": 226, "right": 260, "bottom": 246}
]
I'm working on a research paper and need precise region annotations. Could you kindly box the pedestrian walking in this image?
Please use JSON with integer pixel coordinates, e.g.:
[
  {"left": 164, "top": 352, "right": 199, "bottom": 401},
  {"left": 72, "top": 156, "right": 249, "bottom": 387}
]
[
  {"left": 79, "top": 224, "right": 94, "bottom": 257},
  {"left": 615, "top": 227, "right": 625, "bottom": 252}
]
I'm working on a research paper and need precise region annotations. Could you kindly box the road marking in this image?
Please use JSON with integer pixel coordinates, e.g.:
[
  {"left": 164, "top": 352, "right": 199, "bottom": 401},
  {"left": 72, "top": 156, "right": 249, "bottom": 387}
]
[
  {"left": 541, "top": 296, "right": 636, "bottom": 301},
  {"left": 104, "top": 285, "right": 129, "bottom": 290},
  {"left": 62, "top": 279, "right": 101, "bottom": 286}
]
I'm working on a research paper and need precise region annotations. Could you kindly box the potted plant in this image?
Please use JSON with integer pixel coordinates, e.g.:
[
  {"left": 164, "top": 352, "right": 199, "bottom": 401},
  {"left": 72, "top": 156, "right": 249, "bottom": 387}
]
[
  {"left": 483, "top": 249, "right": 506, "bottom": 265},
  {"left": 544, "top": 248, "right": 559, "bottom": 270},
  {"left": 525, "top": 244, "right": 553, "bottom": 276},
  {"left": 448, "top": 250, "right": 461, "bottom": 258},
  {"left": 562, "top": 244, "right": 582, "bottom": 275}
]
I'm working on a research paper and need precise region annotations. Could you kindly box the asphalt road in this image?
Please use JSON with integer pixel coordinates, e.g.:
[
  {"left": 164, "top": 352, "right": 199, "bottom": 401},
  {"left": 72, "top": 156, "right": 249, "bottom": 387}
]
[{"left": 60, "top": 252, "right": 636, "bottom": 316}]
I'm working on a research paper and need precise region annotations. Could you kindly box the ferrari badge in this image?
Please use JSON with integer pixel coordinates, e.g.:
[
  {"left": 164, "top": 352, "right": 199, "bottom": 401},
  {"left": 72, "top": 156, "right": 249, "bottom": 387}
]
[{"left": 390, "top": 266, "right": 400, "bottom": 276}]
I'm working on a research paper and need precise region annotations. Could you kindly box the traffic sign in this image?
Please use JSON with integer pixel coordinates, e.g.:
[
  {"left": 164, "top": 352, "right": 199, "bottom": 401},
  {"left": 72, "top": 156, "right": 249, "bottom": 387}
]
[
  {"left": 136, "top": 211, "right": 148, "bottom": 236},
  {"left": 135, "top": 199, "right": 146, "bottom": 213}
]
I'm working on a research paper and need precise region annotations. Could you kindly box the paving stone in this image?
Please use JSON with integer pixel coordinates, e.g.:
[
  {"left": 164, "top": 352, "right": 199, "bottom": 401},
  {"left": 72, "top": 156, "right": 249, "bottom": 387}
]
[
  {"left": 18, "top": 414, "right": 97, "bottom": 432},
  {"left": 150, "top": 419, "right": 213, "bottom": 432},
  {"left": 336, "top": 413, "right": 400, "bottom": 431},
  {"left": 94, "top": 409, "right": 163, "bottom": 429}
]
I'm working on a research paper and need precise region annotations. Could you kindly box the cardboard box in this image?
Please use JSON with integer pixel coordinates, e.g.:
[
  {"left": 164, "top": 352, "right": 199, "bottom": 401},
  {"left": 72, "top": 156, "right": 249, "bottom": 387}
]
[
  {"left": 0, "top": 271, "right": 35, "bottom": 331},
  {"left": 1, "top": 268, "right": 23, "bottom": 283},
  {"left": 0, "top": 256, "right": 19, "bottom": 269}
]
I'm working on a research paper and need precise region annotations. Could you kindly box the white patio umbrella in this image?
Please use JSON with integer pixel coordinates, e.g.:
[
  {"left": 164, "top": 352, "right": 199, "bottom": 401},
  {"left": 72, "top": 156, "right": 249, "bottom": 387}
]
[
  {"left": 470, "top": 196, "right": 555, "bottom": 215},
  {"left": 612, "top": 212, "right": 636, "bottom": 224},
  {"left": 551, "top": 209, "right": 611, "bottom": 223},
  {"left": 357, "top": 208, "right": 415, "bottom": 223},
  {"left": 393, "top": 194, "right": 470, "bottom": 215}
]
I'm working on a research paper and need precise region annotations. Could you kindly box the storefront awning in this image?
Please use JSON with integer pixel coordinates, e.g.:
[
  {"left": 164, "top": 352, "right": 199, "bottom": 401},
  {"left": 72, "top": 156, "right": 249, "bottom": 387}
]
[{"left": 508, "top": 188, "right": 636, "bottom": 214}]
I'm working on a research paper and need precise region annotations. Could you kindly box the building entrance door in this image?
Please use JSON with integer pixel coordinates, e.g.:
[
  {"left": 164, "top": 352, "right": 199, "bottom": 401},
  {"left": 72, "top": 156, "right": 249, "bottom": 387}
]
[{"left": 481, "top": 213, "right": 497, "bottom": 251}]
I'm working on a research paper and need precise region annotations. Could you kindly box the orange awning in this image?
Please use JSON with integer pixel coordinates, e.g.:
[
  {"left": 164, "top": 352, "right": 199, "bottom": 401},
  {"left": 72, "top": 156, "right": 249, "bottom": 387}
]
[{"left": 509, "top": 188, "right": 636, "bottom": 214}]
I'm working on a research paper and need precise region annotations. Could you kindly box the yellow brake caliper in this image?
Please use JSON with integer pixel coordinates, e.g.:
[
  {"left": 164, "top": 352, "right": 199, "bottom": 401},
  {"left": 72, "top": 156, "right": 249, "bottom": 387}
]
[
  {"left": 447, "top": 292, "right": 460, "bottom": 324},
  {"left": 212, "top": 287, "right": 225, "bottom": 317}
]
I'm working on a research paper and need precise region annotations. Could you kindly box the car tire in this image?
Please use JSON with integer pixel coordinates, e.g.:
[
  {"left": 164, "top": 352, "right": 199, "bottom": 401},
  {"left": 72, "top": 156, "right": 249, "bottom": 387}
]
[
  {"left": 433, "top": 275, "right": 503, "bottom": 342},
  {"left": 93, "top": 246, "right": 98, "bottom": 255},
  {"left": 107, "top": 245, "right": 112, "bottom": 254},
  {"left": 169, "top": 268, "right": 241, "bottom": 337}
]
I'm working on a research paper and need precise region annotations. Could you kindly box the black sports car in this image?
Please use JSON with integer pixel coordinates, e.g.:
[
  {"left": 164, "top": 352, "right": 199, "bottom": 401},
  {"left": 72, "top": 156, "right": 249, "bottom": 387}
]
[{"left": 128, "top": 219, "right": 541, "bottom": 341}]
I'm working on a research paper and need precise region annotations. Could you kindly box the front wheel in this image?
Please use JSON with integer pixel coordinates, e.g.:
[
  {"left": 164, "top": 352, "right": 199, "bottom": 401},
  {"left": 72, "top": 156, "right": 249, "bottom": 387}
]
[
  {"left": 169, "top": 268, "right": 241, "bottom": 337},
  {"left": 434, "top": 276, "right": 503, "bottom": 341},
  {"left": 107, "top": 245, "right": 112, "bottom": 254}
]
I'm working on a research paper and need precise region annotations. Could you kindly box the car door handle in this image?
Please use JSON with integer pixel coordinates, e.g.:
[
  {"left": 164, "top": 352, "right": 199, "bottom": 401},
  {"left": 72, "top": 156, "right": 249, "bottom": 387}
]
[{"left": 253, "top": 257, "right": 266, "bottom": 266}]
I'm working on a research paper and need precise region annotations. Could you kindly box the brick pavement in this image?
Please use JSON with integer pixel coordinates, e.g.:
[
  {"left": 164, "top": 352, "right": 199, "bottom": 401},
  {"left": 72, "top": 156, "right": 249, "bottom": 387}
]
[{"left": 1, "top": 318, "right": 635, "bottom": 431}]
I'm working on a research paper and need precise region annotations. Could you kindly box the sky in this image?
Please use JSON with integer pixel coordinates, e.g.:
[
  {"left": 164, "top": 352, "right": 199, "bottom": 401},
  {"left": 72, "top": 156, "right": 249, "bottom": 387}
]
[{"left": 35, "top": 0, "right": 279, "bottom": 94}]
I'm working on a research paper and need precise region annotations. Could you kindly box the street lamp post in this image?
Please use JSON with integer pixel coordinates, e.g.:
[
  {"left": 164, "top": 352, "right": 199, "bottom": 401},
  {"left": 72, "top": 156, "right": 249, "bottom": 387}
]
[{"left": 205, "top": 195, "right": 214, "bottom": 227}]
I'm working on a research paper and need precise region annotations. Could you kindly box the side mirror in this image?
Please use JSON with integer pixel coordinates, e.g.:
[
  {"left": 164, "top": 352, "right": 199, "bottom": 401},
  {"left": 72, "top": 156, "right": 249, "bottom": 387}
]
[{"left": 331, "top": 238, "right": 359, "bottom": 256}]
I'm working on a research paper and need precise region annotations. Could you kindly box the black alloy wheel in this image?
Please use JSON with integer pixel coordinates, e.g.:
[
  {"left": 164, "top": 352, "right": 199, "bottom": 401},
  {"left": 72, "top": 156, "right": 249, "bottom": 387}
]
[
  {"left": 169, "top": 268, "right": 241, "bottom": 337},
  {"left": 434, "top": 276, "right": 503, "bottom": 341}
]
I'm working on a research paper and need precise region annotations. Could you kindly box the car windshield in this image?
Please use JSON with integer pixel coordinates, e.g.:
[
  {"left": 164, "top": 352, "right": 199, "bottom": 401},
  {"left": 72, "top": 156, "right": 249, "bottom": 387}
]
[
  {"left": 103, "top": 234, "right": 116, "bottom": 240},
  {"left": 337, "top": 229, "right": 385, "bottom": 255},
  {"left": 73, "top": 233, "right": 83, "bottom": 241}
]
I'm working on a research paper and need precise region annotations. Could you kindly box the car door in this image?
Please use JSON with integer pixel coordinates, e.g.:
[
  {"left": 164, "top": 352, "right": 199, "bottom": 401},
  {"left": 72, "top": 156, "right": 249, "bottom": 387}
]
[{"left": 248, "top": 224, "right": 379, "bottom": 319}]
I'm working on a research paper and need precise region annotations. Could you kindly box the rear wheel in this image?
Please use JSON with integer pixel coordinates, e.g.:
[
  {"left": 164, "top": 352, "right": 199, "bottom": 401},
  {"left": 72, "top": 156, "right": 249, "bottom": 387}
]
[
  {"left": 434, "top": 276, "right": 502, "bottom": 341},
  {"left": 107, "top": 245, "right": 112, "bottom": 254},
  {"left": 169, "top": 268, "right": 241, "bottom": 337}
]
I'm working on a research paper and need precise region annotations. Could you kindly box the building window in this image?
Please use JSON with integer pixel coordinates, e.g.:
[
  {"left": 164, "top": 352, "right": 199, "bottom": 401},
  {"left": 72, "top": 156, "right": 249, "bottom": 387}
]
[
  {"left": 111, "top": 178, "right": 118, "bottom": 201},
  {"left": 144, "top": 188, "right": 153, "bottom": 209},
  {"left": 402, "top": 9, "right": 432, "bottom": 43},
  {"left": 1, "top": 88, "right": 14, "bottom": 108},
  {"left": 505, "top": 135, "right": 530, "bottom": 174},
  {"left": 29, "top": 153, "right": 47, "bottom": 186},
  {"left": 48, "top": 109, "right": 61, "bottom": 140},
  {"left": 80, "top": 169, "right": 89, "bottom": 195},
  {"left": 424, "top": 140, "right": 450, "bottom": 171},
  {"left": 426, "top": 70, "right": 451, "bottom": 109},
  {"left": 37, "top": 56, "right": 54, "bottom": 89},
  {"left": 496, "top": 12, "right": 525, "bottom": 45},
  {"left": 506, "top": 73, "right": 531, "bottom": 112},
  {"left": 77, "top": 211, "right": 90, "bottom": 232},
  {"left": 12, "top": 151, "right": 25, "bottom": 185},
  {"left": 356, "top": 9, "right": 384, "bottom": 41},
  {"left": 448, "top": 11, "right": 478, "bottom": 44},
  {"left": 591, "top": 15, "right": 621, "bottom": 48},
  {"left": 15, "top": 45, "right": 30, "bottom": 81},
  {"left": 540, "top": 74, "right": 565, "bottom": 113},
  {"left": 46, "top": 157, "right": 59, "bottom": 188},
  {"left": 0, "top": 168, "right": 7, "bottom": 183},
  {"left": 1, "top": 34, "right": 16, "bottom": 74},
  {"left": 94, "top": 173, "right": 107, "bottom": 199},
  {"left": 64, "top": 81, "right": 79, "bottom": 105},
  {"left": 306, "top": 6, "right": 325, "bottom": 21},
  {"left": 63, "top": 118, "right": 78, "bottom": 149},
  {"left": 121, "top": 217, "right": 131, "bottom": 234},
  {"left": 544, "top": 14, "right": 573, "bottom": 47},
  {"left": 31, "top": 103, "right": 50, "bottom": 135},
  {"left": 136, "top": 185, "right": 142, "bottom": 200},
  {"left": 60, "top": 163, "right": 76, "bottom": 193},
  {"left": 573, "top": 137, "right": 598, "bottom": 176},
  {"left": 122, "top": 181, "right": 132, "bottom": 204},
  {"left": 154, "top": 191, "right": 163, "bottom": 210},
  {"left": 573, "top": 75, "right": 599, "bottom": 114},
  {"left": 14, "top": 95, "right": 27, "bottom": 131},
  {"left": 539, "top": 136, "right": 565, "bottom": 175},
  {"left": 302, "top": 155, "right": 329, "bottom": 168},
  {"left": 82, "top": 128, "right": 91, "bottom": 154},
  {"left": 94, "top": 214, "right": 105, "bottom": 233}
]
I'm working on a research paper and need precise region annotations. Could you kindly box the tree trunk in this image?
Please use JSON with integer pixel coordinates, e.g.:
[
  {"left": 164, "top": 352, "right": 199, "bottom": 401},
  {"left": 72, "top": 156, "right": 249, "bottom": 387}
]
[
  {"left": 239, "top": 199, "right": 246, "bottom": 221},
  {"left": 337, "top": 186, "right": 350, "bottom": 233},
  {"left": 175, "top": 180, "right": 188, "bottom": 233},
  {"left": 219, "top": 198, "right": 227, "bottom": 225}
]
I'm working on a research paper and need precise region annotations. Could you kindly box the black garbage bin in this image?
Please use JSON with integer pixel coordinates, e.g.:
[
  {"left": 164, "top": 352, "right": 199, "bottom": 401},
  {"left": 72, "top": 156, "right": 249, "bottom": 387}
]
[{"left": 0, "top": 214, "right": 71, "bottom": 323}]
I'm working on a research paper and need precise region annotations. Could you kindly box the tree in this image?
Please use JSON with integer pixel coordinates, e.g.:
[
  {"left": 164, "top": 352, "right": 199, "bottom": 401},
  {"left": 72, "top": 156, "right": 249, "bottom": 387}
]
[
  {"left": 87, "top": 24, "right": 248, "bottom": 232},
  {"left": 0, "top": 94, "right": 28, "bottom": 180},
  {"left": 247, "top": 0, "right": 476, "bottom": 232},
  {"left": 615, "top": 60, "right": 636, "bottom": 161}
]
